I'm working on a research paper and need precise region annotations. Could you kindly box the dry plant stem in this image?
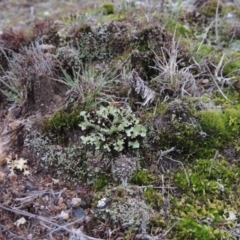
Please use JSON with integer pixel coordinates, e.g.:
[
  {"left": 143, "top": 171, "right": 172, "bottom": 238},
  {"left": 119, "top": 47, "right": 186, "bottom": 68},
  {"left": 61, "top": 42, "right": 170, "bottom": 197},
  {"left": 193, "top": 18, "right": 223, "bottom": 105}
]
[
  {"left": 208, "top": 150, "right": 219, "bottom": 177},
  {"left": 215, "top": 0, "right": 221, "bottom": 42},
  {"left": 227, "top": 225, "right": 240, "bottom": 239},
  {"left": 0, "top": 204, "right": 103, "bottom": 240},
  {"left": 161, "top": 221, "right": 178, "bottom": 238},
  {"left": 206, "top": 65, "right": 232, "bottom": 103},
  {"left": 166, "top": 156, "right": 190, "bottom": 186},
  {"left": 14, "top": 189, "right": 62, "bottom": 209},
  {"left": 196, "top": 20, "right": 215, "bottom": 53},
  {"left": 214, "top": 53, "right": 225, "bottom": 78},
  {"left": 136, "top": 221, "right": 178, "bottom": 240}
]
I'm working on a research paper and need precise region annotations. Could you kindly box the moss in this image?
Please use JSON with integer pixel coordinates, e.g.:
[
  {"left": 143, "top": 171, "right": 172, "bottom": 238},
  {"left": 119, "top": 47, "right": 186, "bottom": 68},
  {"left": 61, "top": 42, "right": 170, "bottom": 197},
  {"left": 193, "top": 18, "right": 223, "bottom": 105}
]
[
  {"left": 174, "top": 158, "right": 238, "bottom": 198},
  {"left": 147, "top": 100, "right": 240, "bottom": 163},
  {"left": 114, "top": 187, "right": 126, "bottom": 198},
  {"left": 104, "top": 13, "right": 125, "bottom": 21},
  {"left": 223, "top": 57, "right": 240, "bottom": 76},
  {"left": 143, "top": 188, "right": 163, "bottom": 209},
  {"left": 149, "top": 214, "right": 167, "bottom": 229},
  {"left": 197, "top": 107, "right": 240, "bottom": 146},
  {"left": 101, "top": 3, "right": 114, "bottom": 15},
  {"left": 157, "top": 121, "right": 207, "bottom": 159},
  {"left": 42, "top": 107, "right": 82, "bottom": 136},
  {"left": 93, "top": 175, "right": 109, "bottom": 191},
  {"left": 194, "top": 43, "right": 215, "bottom": 62},
  {"left": 198, "top": 0, "right": 223, "bottom": 18},
  {"left": 131, "top": 170, "right": 155, "bottom": 185},
  {"left": 170, "top": 218, "right": 222, "bottom": 240},
  {"left": 166, "top": 18, "right": 192, "bottom": 37}
]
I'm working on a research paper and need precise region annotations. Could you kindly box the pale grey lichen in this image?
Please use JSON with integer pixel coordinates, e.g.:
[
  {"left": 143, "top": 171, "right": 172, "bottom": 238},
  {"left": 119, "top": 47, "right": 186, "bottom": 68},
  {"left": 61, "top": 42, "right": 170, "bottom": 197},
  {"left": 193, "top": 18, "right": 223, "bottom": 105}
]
[
  {"left": 112, "top": 154, "right": 139, "bottom": 185},
  {"left": 94, "top": 186, "right": 152, "bottom": 234},
  {"left": 79, "top": 105, "right": 147, "bottom": 153},
  {"left": 24, "top": 132, "right": 87, "bottom": 183}
]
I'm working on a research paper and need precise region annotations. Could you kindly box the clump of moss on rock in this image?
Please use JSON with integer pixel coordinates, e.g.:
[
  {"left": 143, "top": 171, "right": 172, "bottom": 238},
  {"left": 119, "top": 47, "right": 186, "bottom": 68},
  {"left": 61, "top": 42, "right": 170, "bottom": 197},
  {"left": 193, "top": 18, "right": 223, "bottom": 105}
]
[
  {"left": 197, "top": 106, "right": 240, "bottom": 149},
  {"left": 101, "top": 3, "right": 114, "bottom": 15},
  {"left": 42, "top": 107, "right": 82, "bottom": 140},
  {"left": 197, "top": 0, "right": 223, "bottom": 18}
]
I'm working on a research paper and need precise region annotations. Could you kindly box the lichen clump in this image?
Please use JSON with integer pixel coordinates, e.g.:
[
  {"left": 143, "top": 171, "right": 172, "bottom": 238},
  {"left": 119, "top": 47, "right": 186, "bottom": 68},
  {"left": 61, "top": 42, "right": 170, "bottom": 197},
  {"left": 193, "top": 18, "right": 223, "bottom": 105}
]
[{"left": 79, "top": 105, "right": 147, "bottom": 153}]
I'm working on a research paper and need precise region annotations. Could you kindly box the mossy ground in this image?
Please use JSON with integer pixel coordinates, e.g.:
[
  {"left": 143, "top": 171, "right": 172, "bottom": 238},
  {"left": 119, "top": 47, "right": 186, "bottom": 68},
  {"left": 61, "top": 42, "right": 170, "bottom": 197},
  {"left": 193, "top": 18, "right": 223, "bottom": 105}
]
[{"left": 2, "top": 0, "right": 240, "bottom": 239}]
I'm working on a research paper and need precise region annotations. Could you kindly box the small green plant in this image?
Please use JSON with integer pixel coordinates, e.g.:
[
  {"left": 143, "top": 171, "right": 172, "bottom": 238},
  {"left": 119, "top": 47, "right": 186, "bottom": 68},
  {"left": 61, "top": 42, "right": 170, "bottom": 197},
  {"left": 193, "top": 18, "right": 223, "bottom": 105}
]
[
  {"left": 101, "top": 3, "right": 114, "bottom": 15},
  {"left": 131, "top": 170, "right": 155, "bottom": 185},
  {"left": 79, "top": 105, "right": 147, "bottom": 153},
  {"left": 93, "top": 175, "right": 109, "bottom": 191},
  {"left": 171, "top": 218, "right": 219, "bottom": 239},
  {"left": 60, "top": 62, "right": 111, "bottom": 110},
  {"left": 143, "top": 188, "right": 163, "bottom": 209}
]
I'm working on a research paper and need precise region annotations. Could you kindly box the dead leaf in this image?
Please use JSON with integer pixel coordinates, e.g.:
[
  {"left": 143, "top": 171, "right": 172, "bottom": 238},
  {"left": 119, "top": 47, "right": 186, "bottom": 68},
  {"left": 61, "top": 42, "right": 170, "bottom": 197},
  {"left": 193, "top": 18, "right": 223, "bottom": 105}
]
[{"left": 71, "top": 198, "right": 81, "bottom": 208}]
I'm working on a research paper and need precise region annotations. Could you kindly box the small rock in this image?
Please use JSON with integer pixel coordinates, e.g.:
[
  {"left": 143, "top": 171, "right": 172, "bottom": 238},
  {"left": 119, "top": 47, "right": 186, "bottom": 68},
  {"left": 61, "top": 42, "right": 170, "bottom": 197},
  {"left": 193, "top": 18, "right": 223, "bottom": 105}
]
[
  {"left": 59, "top": 210, "right": 69, "bottom": 220},
  {"left": 71, "top": 198, "right": 81, "bottom": 208},
  {"left": 27, "top": 233, "right": 33, "bottom": 240},
  {"left": 8, "top": 172, "right": 17, "bottom": 182},
  {"left": 52, "top": 95, "right": 63, "bottom": 104},
  {"left": 72, "top": 207, "right": 85, "bottom": 218}
]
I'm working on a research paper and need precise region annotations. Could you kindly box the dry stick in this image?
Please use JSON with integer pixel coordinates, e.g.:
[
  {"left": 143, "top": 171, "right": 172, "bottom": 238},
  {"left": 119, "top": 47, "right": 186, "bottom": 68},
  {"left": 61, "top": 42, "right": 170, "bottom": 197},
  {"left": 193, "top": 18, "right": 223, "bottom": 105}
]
[
  {"left": 215, "top": 0, "right": 221, "bottom": 42},
  {"left": 0, "top": 204, "right": 103, "bottom": 240},
  {"left": 161, "top": 221, "right": 178, "bottom": 238},
  {"left": 206, "top": 65, "right": 232, "bottom": 103},
  {"left": 214, "top": 53, "right": 225, "bottom": 78},
  {"left": 196, "top": 19, "right": 215, "bottom": 53},
  {"left": 14, "top": 189, "right": 55, "bottom": 209},
  {"left": 165, "top": 157, "right": 190, "bottom": 186},
  {"left": 40, "top": 218, "right": 83, "bottom": 239}
]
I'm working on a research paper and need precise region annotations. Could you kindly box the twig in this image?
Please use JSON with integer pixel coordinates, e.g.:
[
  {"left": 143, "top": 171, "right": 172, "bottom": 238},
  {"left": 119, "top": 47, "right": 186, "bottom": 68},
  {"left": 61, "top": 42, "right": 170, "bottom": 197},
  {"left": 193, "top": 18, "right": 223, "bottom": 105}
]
[
  {"left": 166, "top": 157, "right": 190, "bottom": 186},
  {"left": 161, "top": 221, "right": 178, "bottom": 238},
  {"left": 214, "top": 53, "right": 225, "bottom": 78},
  {"left": 215, "top": 0, "right": 221, "bottom": 42},
  {"left": 0, "top": 204, "right": 103, "bottom": 240},
  {"left": 206, "top": 65, "right": 232, "bottom": 103}
]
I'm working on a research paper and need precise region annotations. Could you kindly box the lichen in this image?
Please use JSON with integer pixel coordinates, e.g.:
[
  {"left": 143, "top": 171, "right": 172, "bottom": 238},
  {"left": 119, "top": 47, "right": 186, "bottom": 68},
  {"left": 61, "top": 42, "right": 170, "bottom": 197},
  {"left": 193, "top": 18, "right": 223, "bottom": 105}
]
[
  {"left": 94, "top": 186, "right": 153, "bottom": 236},
  {"left": 79, "top": 105, "right": 147, "bottom": 154}
]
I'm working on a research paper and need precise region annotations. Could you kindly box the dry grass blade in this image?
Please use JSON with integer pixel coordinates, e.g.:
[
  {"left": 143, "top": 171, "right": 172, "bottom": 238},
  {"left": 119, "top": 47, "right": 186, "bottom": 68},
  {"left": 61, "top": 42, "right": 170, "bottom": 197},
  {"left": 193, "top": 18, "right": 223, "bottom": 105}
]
[
  {"left": 149, "top": 33, "right": 200, "bottom": 98},
  {"left": 0, "top": 41, "right": 55, "bottom": 105},
  {"left": 126, "top": 69, "right": 156, "bottom": 106}
]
